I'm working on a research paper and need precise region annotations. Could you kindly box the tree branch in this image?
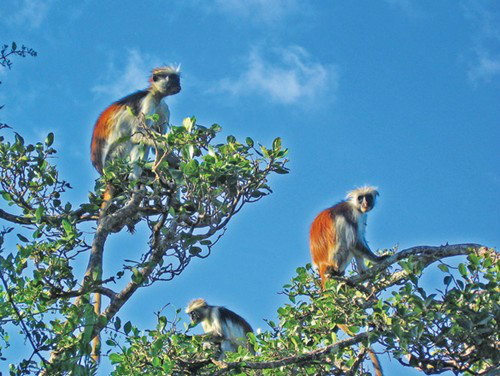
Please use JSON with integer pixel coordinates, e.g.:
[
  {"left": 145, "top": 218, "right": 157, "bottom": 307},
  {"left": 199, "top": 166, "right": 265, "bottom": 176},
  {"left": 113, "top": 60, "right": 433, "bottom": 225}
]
[
  {"left": 350, "top": 243, "right": 490, "bottom": 285},
  {"left": 210, "top": 332, "right": 371, "bottom": 375}
]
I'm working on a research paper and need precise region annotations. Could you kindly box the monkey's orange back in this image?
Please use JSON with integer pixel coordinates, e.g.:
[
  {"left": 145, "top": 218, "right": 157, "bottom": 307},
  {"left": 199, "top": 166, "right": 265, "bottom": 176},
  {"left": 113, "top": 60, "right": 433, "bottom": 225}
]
[
  {"left": 91, "top": 104, "right": 119, "bottom": 174},
  {"left": 310, "top": 209, "right": 336, "bottom": 288}
]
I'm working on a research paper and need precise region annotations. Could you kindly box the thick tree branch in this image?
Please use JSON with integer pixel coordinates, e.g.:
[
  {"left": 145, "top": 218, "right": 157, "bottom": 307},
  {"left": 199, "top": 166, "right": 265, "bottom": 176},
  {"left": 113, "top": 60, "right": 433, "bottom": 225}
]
[
  {"left": 210, "top": 332, "right": 371, "bottom": 375},
  {"left": 0, "top": 208, "right": 32, "bottom": 224},
  {"left": 350, "top": 243, "right": 490, "bottom": 285}
]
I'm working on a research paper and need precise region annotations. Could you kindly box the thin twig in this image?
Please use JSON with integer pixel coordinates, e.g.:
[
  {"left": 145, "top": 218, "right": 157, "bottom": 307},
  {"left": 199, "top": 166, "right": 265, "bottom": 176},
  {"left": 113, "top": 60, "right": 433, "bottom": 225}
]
[{"left": 0, "top": 269, "right": 47, "bottom": 365}]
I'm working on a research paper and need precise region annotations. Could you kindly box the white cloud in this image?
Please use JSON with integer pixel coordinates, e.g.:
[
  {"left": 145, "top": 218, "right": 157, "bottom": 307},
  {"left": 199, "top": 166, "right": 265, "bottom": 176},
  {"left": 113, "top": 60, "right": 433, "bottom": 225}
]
[
  {"left": 216, "top": 46, "right": 339, "bottom": 106},
  {"left": 10, "top": 0, "right": 53, "bottom": 29},
  {"left": 462, "top": 1, "right": 500, "bottom": 84},
  {"left": 92, "top": 49, "right": 162, "bottom": 100},
  {"left": 462, "top": 1, "right": 500, "bottom": 40},
  {"left": 468, "top": 51, "right": 500, "bottom": 84}
]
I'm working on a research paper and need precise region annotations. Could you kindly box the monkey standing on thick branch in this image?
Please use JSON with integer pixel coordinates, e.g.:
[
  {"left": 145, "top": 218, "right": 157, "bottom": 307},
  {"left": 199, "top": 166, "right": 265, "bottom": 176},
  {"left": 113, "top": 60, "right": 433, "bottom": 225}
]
[
  {"left": 310, "top": 186, "right": 390, "bottom": 376},
  {"left": 310, "top": 186, "right": 389, "bottom": 288}
]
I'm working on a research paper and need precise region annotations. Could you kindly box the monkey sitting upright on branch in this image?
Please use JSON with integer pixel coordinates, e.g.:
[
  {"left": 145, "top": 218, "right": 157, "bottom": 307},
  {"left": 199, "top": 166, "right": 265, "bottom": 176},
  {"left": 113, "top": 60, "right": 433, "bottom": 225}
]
[{"left": 91, "top": 65, "right": 181, "bottom": 209}]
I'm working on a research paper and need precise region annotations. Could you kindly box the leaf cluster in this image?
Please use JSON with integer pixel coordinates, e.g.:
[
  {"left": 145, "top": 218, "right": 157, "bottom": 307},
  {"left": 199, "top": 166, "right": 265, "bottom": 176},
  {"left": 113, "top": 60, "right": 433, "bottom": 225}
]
[
  {"left": 0, "top": 117, "right": 288, "bottom": 374},
  {"left": 105, "top": 247, "right": 498, "bottom": 376}
]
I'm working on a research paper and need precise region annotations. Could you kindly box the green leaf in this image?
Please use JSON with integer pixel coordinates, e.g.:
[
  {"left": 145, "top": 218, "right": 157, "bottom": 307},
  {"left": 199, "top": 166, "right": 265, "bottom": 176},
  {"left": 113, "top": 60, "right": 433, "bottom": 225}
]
[
  {"left": 207, "top": 146, "right": 216, "bottom": 157},
  {"left": 438, "top": 264, "right": 449, "bottom": 273},
  {"left": 245, "top": 137, "right": 254, "bottom": 147},
  {"left": 260, "top": 145, "right": 269, "bottom": 158},
  {"left": 157, "top": 316, "right": 167, "bottom": 332},
  {"left": 35, "top": 206, "right": 44, "bottom": 223},
  {"left": 62, "top": 219, "right": 72, "bottom": 235},
  {"left": 152, "top": 357, "right": 161, "bottom": 367},
  {"left": 124, "top": 321, "right": 132, "bottom": 335},
  {"left": 272, "top": 137, "right": 281, "bottom": 150},
  {"left": 182, "top": 117, "right": 193, "bottom": 132},
  {"left": 131, "top": 267, "right": 143, "bottom": 283},
  {"left": 45, "top": 132, "right": 54, "bottom": 147},
  {"left": 1, "top": 191, "right": 12, "bottom": 202},
  {"left": 468, "top": 253, "right": 480, "bottom": 266},
  {"left": 458, "top": 263, "right": 467, "bottom": 277},
  {"left": 189, "top": 246, "right": 202, "bottom": 255},
  {"left": 109, "top": 353, "right": 123, "bottom": 363},
  {"left": 211, "top": 123, "right": 222, "bottom": 132},
  {"left": 114, "top": 317, "right": 121, "bottom": 331},
  {"left": 183, "top": 159, "right": 199, "bottom": 177},
  {"left": 16, "top": 234, "right": 29, "bottom": 242},
  {"left": 274, "top": 167, "right": 289, "bottom": 174}
]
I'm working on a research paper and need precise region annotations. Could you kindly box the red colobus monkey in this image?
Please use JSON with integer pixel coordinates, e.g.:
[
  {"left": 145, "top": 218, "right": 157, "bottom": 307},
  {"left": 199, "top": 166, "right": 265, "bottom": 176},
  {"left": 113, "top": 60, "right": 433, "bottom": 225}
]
[
  {"left": 310, "top": 186, "right": 388, "bottom": 376},
  {"left": 310, "top": 186, "right": 389, "bottom": 289},
  {"left": 88, "top": 66, "right": 180, "bottom": 362},
  {"left": 90, "top": 65, "right": 181, "bottom": 204},
  {"left": 186, "top": 298, "right": 254, "bottom": 357}
]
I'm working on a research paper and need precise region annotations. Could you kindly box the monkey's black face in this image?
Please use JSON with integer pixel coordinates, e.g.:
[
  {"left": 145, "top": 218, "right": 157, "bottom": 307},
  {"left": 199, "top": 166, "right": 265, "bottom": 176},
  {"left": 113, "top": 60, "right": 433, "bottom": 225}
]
[
  {"left": 188, "top": 310, "right": 201, "bottom": 324},
  {"left": 153, "top": 73, "right": 181, "bottom": 95},
  {"left": 357, "top": 194, "right": 374, "bottom": 212}
]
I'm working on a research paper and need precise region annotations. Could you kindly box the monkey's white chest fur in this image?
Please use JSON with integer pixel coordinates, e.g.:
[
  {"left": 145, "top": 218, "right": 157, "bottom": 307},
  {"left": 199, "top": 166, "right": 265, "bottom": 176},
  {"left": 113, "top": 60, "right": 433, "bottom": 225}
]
[
  {"left": 104, "top": 96, "right": 169, "bottom": 179},
  {"left": 332, "top": 212, "right": 368, "bottom": 270}
]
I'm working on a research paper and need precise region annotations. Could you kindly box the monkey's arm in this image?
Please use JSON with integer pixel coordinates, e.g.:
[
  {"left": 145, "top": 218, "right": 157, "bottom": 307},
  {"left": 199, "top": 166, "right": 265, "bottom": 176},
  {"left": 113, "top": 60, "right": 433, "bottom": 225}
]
[
  {"left": 130, "top": 128, "right": 165, "bottom": 148},
  {"left": 355, "top": 242, "right": 389, "bottom": 262}
]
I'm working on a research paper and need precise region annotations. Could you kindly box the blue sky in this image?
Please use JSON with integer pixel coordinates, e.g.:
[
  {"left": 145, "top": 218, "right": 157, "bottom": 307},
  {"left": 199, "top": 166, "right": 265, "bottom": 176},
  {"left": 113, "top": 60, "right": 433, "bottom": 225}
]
[{"left": 1, "top": 1, "right": 499, "bottom": 374}]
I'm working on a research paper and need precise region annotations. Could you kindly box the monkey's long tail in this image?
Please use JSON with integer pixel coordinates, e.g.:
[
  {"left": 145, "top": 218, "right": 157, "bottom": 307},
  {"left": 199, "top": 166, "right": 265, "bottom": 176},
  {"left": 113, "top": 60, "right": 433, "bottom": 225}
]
[
  {"left": 99, "top": 184, "right": 114, "bottom": 219},
  {"left": 91, "top": 293, "right": 101, "bottom": 363},
  {"left": 90, "top": 184, "right": 113, "bottom": 363},
  {"left": 368, "top": 349, "right": 383, "bottom": 376},
  {"left": 338, "top": 324, "right": 383, "bottom": 376}
]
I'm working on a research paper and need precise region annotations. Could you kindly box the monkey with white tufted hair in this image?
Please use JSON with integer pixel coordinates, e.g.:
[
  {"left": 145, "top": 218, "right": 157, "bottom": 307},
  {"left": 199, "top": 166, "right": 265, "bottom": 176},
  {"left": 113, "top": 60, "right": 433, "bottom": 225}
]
[
  {"left": 310, "top": 186, "right": 389, "bottom": 289},
  {"left": 186, "top": 298, "right": 254, "bottom": 357}
]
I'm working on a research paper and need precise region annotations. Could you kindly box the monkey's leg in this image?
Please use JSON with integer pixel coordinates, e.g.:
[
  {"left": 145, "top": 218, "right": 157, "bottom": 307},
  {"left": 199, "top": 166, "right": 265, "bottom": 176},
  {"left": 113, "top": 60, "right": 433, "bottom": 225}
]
[
  {"left": 355, "top": 255, "right": 368, "bottom": 272},
  {"left": 332, "top": 246, "right": 352, "bottom": 275},
  {"left": 319, "top": 264, "right": 344, "bottom": 290}
]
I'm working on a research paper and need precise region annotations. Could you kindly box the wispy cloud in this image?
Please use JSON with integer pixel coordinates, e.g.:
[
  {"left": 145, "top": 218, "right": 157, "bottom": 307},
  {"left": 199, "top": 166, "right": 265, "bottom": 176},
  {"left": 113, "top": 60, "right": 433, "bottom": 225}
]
[
  {"left": 7, "top": 0, "right": 53, "bottom": 29},
  {"left": 216, "top": 46, "right": 339, "bottom": 106},
  {"left": 92, "top": 49, "right": 162, "bottom": 100},
  {"left": 462, "top": 1, "right": 500, "bottom": 85},
  {"left": 468, "top": 51, "right": 500, "bottom": 83}
]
